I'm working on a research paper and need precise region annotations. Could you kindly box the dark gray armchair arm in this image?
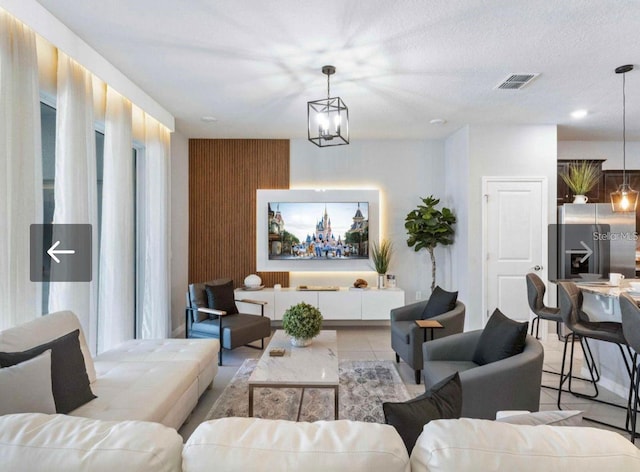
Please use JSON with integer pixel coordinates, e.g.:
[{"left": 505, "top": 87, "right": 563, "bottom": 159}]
[
  {"left": 390, "top": 300, "right": 428, "bottom": 322},
  {"left": 423, "top": 329, "right": 482, "bottom": 361},
  {"left": 423, "top": 332, "right": 544, "bottom": 418},
  {"left": 458, "top": 336, "right": 543, "bottom": 418}
]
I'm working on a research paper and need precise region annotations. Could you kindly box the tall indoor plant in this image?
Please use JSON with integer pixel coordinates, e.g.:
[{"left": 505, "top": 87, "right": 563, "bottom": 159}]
[
  {"left": 371, "top": 239, "right": 393, "bottom": 288},
  {"left": 405, "top": 196, "right": 456, "bottom": 292}
]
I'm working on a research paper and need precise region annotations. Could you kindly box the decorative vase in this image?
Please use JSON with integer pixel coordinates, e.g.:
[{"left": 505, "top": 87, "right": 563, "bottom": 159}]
[
  {"left": 377, "top": 273, "right": 386, "bottom": 289},
  {"left": 290, "top": 337, "right": 312, "bottom": 347},
  {"left": 573, "top": 195, "right": 588, "bottom": 204}
]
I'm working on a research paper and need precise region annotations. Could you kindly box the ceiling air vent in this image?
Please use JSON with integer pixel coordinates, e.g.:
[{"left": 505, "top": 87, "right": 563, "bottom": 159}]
[{"left": 495, "top": 73, "right": 539, "bottom": 90}]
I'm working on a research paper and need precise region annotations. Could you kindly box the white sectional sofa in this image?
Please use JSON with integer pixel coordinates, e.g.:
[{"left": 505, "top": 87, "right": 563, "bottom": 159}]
[
  {"left": 0, "top": 311, "right": 219, "bottom": 429},
  {"left": 1, "top": 414, "right": 639, "bottom": 472}
]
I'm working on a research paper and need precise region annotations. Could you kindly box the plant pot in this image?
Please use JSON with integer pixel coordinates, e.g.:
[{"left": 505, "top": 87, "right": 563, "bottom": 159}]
[
  {"left": 573, "top": 195, "right": 589, "bottom": 204},
  {"left": 377, "top": 274, "right": 386, "bottom": 289},
  {"left": 290, "top": 337, "right": 312, "bottom": 347}
]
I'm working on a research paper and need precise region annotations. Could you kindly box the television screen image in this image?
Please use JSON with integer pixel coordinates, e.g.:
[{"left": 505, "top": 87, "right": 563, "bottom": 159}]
[{"left": 267, "top": 202, "right": 369, "bottom": 261}]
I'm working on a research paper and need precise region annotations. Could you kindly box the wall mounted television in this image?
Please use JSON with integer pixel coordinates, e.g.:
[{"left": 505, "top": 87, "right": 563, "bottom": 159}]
[{"left": 256, "top": 189, "right": 380, "bottom": 272}]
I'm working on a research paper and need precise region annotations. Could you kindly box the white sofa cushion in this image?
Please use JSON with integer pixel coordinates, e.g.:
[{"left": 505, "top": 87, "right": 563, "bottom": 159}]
[
  {"left": 95, "top": 338, "right": 219, "bottom": 395},
  {"left": 411, "top": 418, "right": 640, "bottom": 472},
  {"left": 183, "top": 417, "right": 410, "bottom": 472},
  {"left": 0, "top": 350, "right": 55, "bottom": 415},
  {"left": 0, "top": 413, "right": 182, "bottom": 472},
  {"left": 70, "top": 358, "right": 199, "bottom": 425},
  {"left": 496, "top": 409, "right": 583, "bottom": 426},
  {"left": 0, "top": 311, "right": 96, "bottom": 383}
]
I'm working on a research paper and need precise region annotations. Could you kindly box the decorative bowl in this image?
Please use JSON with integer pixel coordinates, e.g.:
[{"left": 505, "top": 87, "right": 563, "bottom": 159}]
[{"left": 244, "top": 274, "right": 262, "bottom": 288}]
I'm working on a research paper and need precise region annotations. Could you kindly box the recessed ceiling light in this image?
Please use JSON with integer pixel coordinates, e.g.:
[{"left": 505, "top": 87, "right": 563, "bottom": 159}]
[
  {"left": 201, "top": 116, "right": 218, "bottom": 123},
  {"left": 429, "top": 118, "right": 447, "bottom": 125},
  {"left": 571, "top": 109, "right": 588, "bottom": 119}
]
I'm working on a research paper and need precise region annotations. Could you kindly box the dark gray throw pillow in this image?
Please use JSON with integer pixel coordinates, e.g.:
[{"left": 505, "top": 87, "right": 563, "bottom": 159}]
[
  {"left": 383, "top": 372, "right": 462, "bottom": 454},
  {"left": 472, "top": 308, "right": 529, "bottom": 366},
  {"left": 205, "top": 281, "right": 238, "bottom": 315},
  {"left": 421, "top": 286, "right": 458, "bottom": 319},
  {"left": 0, "top": 329, "right": 96, "bottom": 414}
]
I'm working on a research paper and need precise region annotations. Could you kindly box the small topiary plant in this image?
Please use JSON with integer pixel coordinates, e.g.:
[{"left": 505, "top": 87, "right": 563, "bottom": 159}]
[{"left": 282, "top": 302, "right": 323, "bottom": 340}]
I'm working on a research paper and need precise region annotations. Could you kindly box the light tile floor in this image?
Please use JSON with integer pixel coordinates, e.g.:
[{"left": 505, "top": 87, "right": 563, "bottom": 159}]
[{"left": 178, "top": 326, "right": 637, "bottom": 444}]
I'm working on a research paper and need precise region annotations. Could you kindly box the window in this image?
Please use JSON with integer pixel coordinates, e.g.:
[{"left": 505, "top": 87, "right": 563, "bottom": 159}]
[{"left": 40, "top": 101, "right": 137, "bottom": 329}]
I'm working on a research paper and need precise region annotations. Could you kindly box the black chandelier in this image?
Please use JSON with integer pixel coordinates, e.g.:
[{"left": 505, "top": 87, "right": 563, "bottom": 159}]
[
  {"left": 610, "top": 64, "right": 638, "bottom": 212},
  {"left": 307, "top": 65, "right": 349, "bottom": 147}
]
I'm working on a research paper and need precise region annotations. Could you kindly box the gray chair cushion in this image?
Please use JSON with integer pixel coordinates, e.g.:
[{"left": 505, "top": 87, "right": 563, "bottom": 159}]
[
  {"left": 421, "top": 286, "right": 458, "bottom": 320},
  {"left": 188, "top": 283, "right": 209, "bottom": 322},
  {"left": 472, "top": 309, "right": 528, "bottom": 365},
  {"left": 191, "top": 314, "right": 271, "bottom": 349},
  {"left": 205, "top": 281, "right": 239, "bottom": 315},
  {"left": 422, "top": 360, "right": 478, "bottom": 387}
]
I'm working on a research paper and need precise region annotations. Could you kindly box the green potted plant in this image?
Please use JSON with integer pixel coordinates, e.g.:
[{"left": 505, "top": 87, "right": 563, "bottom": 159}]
[
  {"left": 371, "top": 239, "right": 393, "bottom": 288},
  {"left": 405, "top": 195, "right": 456, "bottom": 292},
  {"left": 560, "top": 160, "right": 601, "bottom": 203},
  {"left": 282, "top": 302, "right": 323, "bottom": 347}
]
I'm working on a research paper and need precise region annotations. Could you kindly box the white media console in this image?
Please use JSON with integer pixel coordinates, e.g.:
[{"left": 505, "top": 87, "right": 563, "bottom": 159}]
[{"left": 235, "top": 287, "right": 405, "bottom": 321}]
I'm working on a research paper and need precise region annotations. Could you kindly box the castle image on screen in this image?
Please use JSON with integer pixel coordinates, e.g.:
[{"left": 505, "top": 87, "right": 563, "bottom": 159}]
[{"left": 267, "top": 202, "right": 369, "bottom": 260}]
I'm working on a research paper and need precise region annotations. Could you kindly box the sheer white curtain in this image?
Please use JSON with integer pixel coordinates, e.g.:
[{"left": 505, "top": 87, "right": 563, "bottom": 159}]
[
  {"left": 139, "top": 114, "right": 171, "bottom": 339},
  {"left": 98, "top": 86, "right": 133, "bottom": 353},
  {"left": 0, "top": 11, "right": 43, "bottom": 330},
  {"left": 48, "top": 52, "right": 99, "bottom": 353}
]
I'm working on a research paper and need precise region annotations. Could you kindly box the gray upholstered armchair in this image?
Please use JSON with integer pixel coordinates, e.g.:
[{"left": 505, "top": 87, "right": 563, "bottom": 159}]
[
  {"left": 422, "top": 330, "right": 544, "bottom": 419},
  {"left": 391, "top": 300, "right": 465, "bottom": 384},
  {"left": 186, "top": 279, "right": 272, "bottom": 366}
]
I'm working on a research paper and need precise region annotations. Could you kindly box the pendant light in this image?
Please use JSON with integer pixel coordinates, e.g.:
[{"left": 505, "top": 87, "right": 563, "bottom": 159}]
[
  {"left": 610, "top": 64, "right": 638, "bottom": 212},
  {"left": 307, "top": 65, "right": 349, "bottom": 147}
]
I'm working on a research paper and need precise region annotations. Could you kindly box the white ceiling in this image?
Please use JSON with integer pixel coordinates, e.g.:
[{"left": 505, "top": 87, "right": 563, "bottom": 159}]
[{"left": 35, "top": 0, "right": 640, "bottom": 141}]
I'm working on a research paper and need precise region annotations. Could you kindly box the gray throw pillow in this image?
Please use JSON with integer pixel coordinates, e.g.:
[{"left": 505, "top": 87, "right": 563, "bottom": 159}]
[
  {"left": 0, "top": 349, "right": 56, "bottom": 415},
  {"left": 205, "top": 281, "right": 239, "bottom": 315},
  {"left": 383, "top": 372, "right": 462, "bottom": 453},
  {"left": 472, "top": 308, "right": 528, "bottom": 365},
  {"left": 0, "top": 329, "right": 96, "bottom": 414},
  {"left": 421, "top": 286, "right": 458, "bottom": 319}
]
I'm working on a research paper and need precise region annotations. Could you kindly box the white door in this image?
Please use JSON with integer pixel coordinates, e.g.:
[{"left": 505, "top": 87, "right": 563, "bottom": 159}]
[{"left": 483, "top": 177, "right": 548, "bottom": 326}]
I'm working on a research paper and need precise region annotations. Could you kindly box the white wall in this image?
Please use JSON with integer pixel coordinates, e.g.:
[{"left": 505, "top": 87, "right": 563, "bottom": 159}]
[
  {"left": 446, "top": 125, "right": 558, "bottom": 329},
  {"left": 170, "top": 131, "right": 189, "bottom": 335},
  {"left": 558, "top": 140, "right": 640, "bottom": 170},
  {"left": 0, "top": 0, "right": 173, "bottom": 130},
  {"left": 443, "top": 127, "right": 470, "bottom": 321},
  {"left": 289, "top": 139, "right": 447, "bottom": 303}
]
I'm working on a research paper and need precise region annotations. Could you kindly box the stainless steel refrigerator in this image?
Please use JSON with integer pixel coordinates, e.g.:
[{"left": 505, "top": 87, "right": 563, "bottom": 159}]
[{"left": 552, "top": 203, "right": 636, "bottom": 280}]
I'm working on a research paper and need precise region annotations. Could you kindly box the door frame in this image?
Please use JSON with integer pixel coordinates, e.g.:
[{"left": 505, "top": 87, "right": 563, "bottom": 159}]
[{"left": 481, "top": 176, "right": 549, "bottom": 327}]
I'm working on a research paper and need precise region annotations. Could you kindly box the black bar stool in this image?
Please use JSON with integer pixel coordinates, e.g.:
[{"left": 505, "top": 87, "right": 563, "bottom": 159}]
[
  {"left": 527, "top": 273, "right": 562, "bottom": 340},
  {"left": 618, "top": 292, "right": 640, "bottom": 443},
  {"left": 526, "top": 273, "right": 599, "bottom": 389},
  {"left": 557, "top": 281, "right": 634, "bottom": 432}
]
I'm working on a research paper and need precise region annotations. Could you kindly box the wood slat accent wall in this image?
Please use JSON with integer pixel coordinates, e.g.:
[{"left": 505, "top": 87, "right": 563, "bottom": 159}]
[{"left": 188, "top": 139, "right": 289, "bottom": 288}]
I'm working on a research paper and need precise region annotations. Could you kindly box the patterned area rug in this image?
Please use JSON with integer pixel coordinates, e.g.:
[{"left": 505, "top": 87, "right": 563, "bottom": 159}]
[{"left": 206, "top": 359, "right": 411, "bottom": 423}]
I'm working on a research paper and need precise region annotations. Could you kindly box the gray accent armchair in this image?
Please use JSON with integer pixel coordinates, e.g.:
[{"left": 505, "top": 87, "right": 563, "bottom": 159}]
[
  {"left": 186, "top": 279, "right": 272, "bottom": 366},
  {"left": 422, "top": 330, "right": 544, "bottom": 419},
  {"left": 391, "top": 300, "right": 465, "bottom": 384}
]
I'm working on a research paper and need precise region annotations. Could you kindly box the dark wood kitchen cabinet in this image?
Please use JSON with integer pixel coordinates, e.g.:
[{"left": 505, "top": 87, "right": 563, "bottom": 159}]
[{"left": 557, "top": 160, "right": 605, "bottom": 205}]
